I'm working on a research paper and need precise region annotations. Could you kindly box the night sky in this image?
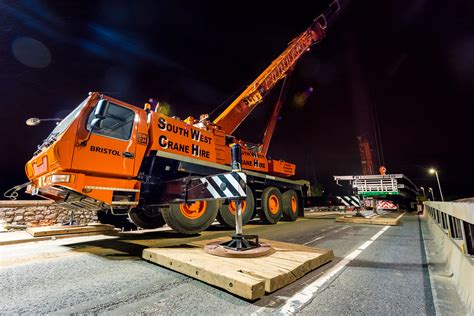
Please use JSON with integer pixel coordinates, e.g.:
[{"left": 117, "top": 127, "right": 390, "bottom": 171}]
[{"left": 1, "top": 0, "right": 473, "bottom": 200}]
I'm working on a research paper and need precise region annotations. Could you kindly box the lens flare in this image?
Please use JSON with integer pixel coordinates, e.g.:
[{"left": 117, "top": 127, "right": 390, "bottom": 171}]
[
  {"left": 292, "top": 86, "right": 315, "bottom": 108},
  {"left": 12, "top": 37, "right": 51, "bottom": 68}
]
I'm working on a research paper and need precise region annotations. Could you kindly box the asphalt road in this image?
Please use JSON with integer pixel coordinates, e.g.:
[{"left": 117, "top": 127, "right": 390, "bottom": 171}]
[{"left": 0, "top": 213, "right": 455, "bottom": 314}]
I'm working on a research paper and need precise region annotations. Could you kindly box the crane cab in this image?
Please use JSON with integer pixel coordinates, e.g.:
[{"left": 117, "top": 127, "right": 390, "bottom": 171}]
[{"left": 24, "top": 92, "right": 148, "bottom": 209}]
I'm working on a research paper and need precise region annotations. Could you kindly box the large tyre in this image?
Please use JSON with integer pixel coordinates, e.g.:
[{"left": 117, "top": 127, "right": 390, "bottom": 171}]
[
  {"left": 259, "top": 187, "right": 282, "bottom": 224},
  {"left": 282, "top": 190, "right": 299, "bottom": 221},
  {"left": 129, "top": 208, "right": 166, "bottom": 229},
  {"left": 162, "top": 200, "right": 219, "bottom": 234},
  {"left": 216, "top": 186, "right": 255, "bottom": 228},
  {"left": 97, "top": 211, "right": 136, "bottom": 231}
]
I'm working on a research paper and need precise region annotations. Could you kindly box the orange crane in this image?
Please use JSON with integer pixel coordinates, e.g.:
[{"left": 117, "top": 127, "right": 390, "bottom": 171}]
[
  {"left": 357, "top": 135, "right": 387, "bottom": 176},
  {"left": 213, "top": 11, "right": 330, "bottom": 135},
  {"left": 21, "top": 2, "right": 339, "bottom": 234},
  {"left": 357, "top": 135, "right": 375, "bottom": 175}
]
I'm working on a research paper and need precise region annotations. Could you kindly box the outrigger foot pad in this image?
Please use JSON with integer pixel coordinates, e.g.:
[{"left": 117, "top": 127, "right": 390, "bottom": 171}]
[
  {"left": 221, "top": 234, "right": 259, "bottom": 251},
  {"left": 205, "top": 235, "right": 274, "bottom": 258}
]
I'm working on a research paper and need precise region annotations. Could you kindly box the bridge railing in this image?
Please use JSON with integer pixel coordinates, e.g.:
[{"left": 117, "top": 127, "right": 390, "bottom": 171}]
[{"left": 424, "top": 201, "right": 474, "bottom": 256}]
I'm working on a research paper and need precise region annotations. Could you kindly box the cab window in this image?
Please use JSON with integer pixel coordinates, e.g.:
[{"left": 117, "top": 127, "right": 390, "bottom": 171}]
[{"left": 87, "top": 103, "right": 135, "bottom": 140}]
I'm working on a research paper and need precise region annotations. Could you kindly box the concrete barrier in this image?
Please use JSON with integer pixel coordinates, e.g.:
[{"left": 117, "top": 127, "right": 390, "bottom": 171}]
[
  {"left": 423, "top": 201, "right": 474, "bottom": 313},
  {"left": 0, "top": 200, "right": 98, "bottom": 227}
]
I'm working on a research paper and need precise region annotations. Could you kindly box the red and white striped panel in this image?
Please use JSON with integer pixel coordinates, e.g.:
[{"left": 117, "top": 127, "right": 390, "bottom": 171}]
[{"left": 376, "top": 200, "right": 397, "bottom": 210}]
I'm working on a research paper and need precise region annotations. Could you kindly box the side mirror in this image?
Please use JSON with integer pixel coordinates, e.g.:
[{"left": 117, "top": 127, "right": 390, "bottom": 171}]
[
  {"left": 90, "top": 118, "right": 104, "bottom": 130},
  {"left": 95, "top": 99, "right": 110, "bottom": 119},
  {"left": 91, "top": 99, "right": 110, "bottom": 130},
  {"left": 79, "top": 99, "right": 109, "bottom": 147}
]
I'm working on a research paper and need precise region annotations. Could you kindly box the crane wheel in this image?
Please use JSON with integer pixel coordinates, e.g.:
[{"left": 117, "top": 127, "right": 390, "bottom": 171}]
[
  {"left": 282, "top": 190, "right": 299, "bottom": 221},
  {"left": 216, "top": 186, "right": 255, "bottom": 228},
  {"left": 259, "top": 187, "right": 282, "bottom": 224},
  {"left": 163, "top": 200, "right": 219, "bottom": 234},
  {"left": 128, "top": 208, "right": 166, "bottom": 229}
]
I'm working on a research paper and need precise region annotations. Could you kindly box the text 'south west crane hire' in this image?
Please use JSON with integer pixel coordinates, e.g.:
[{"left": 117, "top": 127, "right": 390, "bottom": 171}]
[{"left": 157, "top": 116, "right": 213, "bottom": 159}]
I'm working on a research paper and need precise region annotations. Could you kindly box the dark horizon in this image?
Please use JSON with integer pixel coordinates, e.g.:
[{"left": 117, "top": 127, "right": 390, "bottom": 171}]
[{"left": 1, "top": 0, "right": 473, "bottom": 200}]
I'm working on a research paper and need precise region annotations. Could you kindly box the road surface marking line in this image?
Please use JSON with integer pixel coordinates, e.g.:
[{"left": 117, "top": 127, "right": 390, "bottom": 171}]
[
  {"left": 370, "top": 226, "right": 389, "bottom": 241},
  {"left": 358, "top": 240, "right": 372, "bottom": 250},
  {"left": 395, "top": 212, "right": 406, "bottom": 221},
  {"left": 303, "top": 236, "right": 324, "bottom": 245},
  {"left": 345, "top": 249, "right": 362, "bottom": 260},
  {"left": 303, "top": 226, "right": 350, "bottom": 245},
  {"left": 255, "top": 225, "right": 391, "bottom": 315}
]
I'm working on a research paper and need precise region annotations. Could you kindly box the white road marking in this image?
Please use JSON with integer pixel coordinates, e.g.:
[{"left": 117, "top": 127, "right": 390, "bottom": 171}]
[
  {"left": 253, "top": 225, "right": 391, "bottom": 315},
  {"left": 358, "top": 240, "right": 372, "bottom": 250},
  {"left": 395, "top": 212, "right": 406, "bottom": 221},
  {"left": 303, "top": 226, "right": 350, "bottom": 245},
  {"left": 303, "top": 236, "right": 324, "bottom": 245}
]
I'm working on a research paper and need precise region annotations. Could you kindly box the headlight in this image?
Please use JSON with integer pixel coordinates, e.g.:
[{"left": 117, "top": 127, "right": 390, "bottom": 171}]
[{"left": 50, "top": 174, "right": 71, "bottom": 183}]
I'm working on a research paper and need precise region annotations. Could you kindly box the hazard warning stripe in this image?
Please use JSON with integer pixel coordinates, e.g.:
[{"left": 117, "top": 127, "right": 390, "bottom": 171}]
[
  {"left": 226, "top": 173, "right": 246, "bottom": 196},
  {"left": 200, "top": 172, "right": 247, "bottom": 199},
  {"left": 376, "top": 200, "right": 397, "bottom": 210},
  {"left": 347, "top": 196, "right": 360, "bottom": 207},
  {"left": 336, "top": 196, "right": 361, "bottom": 207},
  {"left": 337, "top": 196, "right": 350, "bottom": 207},
  {"left": 201, "top": 178, "right": 225, "bottom": 198},
  {"left": 217, "top": 174, "right": 239, "bottom": 197},
  {"left": 231, "top": 171, "right": 247, "bottom": 184},
  {"left": 212, "top": 176, "right": 234, "bottom": 198}
]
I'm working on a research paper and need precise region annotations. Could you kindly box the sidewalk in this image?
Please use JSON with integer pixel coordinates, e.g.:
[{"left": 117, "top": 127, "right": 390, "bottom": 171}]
[
  {"left": 0, "top": 228, "right": 118, "bottom": 246},
  {"left": 0, "top": 231, "right": 42, "bottom": 246}
]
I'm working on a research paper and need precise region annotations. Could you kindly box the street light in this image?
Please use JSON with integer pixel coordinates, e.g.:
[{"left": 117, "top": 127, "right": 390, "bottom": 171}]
[
  {"left": 429, "top": 168, "right": 445, "bottom": 201},
  {"left": 26, "top": 117, "right": 62, "bottom": 126},
  {"left": 428, "top": 187, "right": 435, "bottom": 201},
  {"left": 420, "top": 186, "right": 425, "bottom": 197}
]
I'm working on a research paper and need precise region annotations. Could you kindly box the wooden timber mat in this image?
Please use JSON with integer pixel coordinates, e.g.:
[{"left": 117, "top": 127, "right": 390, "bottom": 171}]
[
  {"left": 26, "top": 224, "right": 116, "bottom": 237},
  {"left": 335, "top": 212, "right": 405, "bottom": 226},
  {"left": 142, "top": 237, "right": 333, "bottom": 300}
]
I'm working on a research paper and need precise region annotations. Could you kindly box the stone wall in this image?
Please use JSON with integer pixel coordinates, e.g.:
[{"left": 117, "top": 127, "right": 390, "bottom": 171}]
[{"left": 0, "top": 200, "right": 98, "bottom": 227}]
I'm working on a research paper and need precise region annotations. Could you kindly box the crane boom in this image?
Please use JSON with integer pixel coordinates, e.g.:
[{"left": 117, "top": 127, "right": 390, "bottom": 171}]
[
  {"left": 260, "top": 77, "right": 288, "bottom": 156},
  {"left": 213, "top": 1, "right": 339, "bottom": 135},
  {"left": 357, "top": 135, "right": 375, "bottom": 175}
]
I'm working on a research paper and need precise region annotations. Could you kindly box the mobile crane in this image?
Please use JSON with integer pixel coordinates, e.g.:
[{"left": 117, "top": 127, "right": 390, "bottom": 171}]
[{"left": 22, "top": 2, "right": 339, "bottom": 234}]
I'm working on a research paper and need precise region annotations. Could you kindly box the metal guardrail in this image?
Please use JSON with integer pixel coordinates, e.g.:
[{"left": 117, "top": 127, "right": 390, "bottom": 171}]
[
  {"left": 424, "top": 201, "right": 474, "bottom": 256},
  {"left": 334, "top": 174, "right": 419, "bottom": 198},
  {"left": 353, "top": 178, "right": 398, "bottom": 194}
]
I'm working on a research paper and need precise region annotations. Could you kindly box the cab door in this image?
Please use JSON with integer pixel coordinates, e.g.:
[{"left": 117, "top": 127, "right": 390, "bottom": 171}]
[{"left": 71, "top": 101, "right": 137, "bottom": 178}]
